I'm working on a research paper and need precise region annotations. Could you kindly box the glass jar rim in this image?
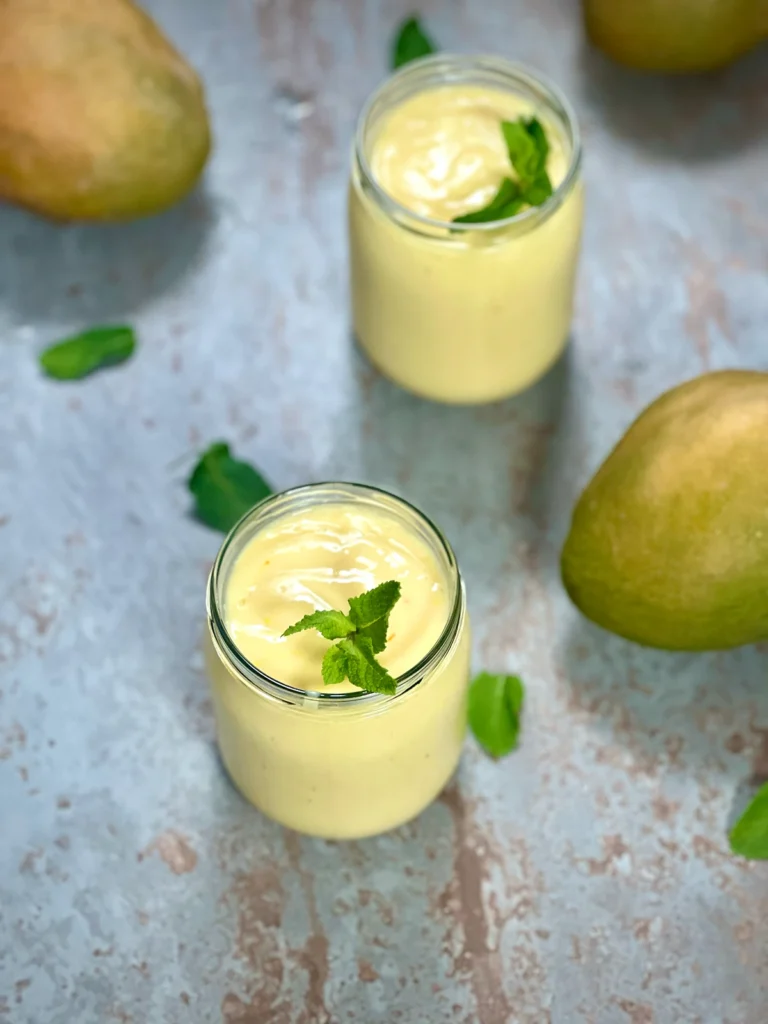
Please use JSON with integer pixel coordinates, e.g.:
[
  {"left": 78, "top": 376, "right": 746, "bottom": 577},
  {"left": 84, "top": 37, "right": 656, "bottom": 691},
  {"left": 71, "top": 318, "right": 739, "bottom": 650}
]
[
  {"left": 353, "top": 52, "right": 583, "bottom": 235},
  {"left": 207, "top": 481, "right": 466, "bottom": 708}
]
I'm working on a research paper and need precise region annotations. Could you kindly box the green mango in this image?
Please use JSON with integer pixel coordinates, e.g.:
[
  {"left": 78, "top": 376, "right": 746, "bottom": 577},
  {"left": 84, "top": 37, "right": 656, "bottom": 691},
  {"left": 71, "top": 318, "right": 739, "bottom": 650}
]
[
  {"left": 582, "top": 0, "right": 767, "bottom": 73},
  {"left": 0, "top": 0, "right": 210, "bottom": 221},
  {"left": 561, "top": 371, "right": 768, "bottom": 650}
]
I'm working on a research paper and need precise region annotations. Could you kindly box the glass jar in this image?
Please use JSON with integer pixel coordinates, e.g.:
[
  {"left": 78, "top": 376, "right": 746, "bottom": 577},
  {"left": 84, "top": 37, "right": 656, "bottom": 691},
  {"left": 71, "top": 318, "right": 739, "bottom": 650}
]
[
  {"left": 349, "top": 54, "right": 584, "bottom": 404},
  {"left": 205, "top": 482, "right": 470, "bottom": 840}
]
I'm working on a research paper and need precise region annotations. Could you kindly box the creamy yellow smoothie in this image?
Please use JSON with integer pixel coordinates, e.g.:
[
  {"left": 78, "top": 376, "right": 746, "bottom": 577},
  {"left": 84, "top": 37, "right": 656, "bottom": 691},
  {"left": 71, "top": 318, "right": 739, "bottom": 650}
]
[
  {"left": 205, "top": 484, "right": 470, "bottom": 839},
  {"left": 349, "top": 55, "right": 584, "bottom": 404}
]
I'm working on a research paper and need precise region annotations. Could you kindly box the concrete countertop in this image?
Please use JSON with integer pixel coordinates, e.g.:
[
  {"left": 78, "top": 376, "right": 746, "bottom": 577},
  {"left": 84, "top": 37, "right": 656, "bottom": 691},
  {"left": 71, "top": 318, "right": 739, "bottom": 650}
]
[{"left": 1, "top": 2, "right": 767, "bottom": 1021}]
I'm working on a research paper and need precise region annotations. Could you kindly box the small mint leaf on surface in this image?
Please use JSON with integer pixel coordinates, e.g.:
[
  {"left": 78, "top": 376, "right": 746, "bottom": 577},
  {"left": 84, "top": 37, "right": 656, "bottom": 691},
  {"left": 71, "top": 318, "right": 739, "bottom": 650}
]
[
  {"left": 188, "top": 442, "right": 272, "bottom": 533},
  {"left": 729, "top": 781, "right": 768, "bottom": 859},
  {"left": 468, "top": 672, "right": 525, "bottom": 758},
  {"left": 40, "top": 325, "right": 135, "bottom": 380},
  {"left": 392, "top": 16, "right": 437, "bottom": 69}
]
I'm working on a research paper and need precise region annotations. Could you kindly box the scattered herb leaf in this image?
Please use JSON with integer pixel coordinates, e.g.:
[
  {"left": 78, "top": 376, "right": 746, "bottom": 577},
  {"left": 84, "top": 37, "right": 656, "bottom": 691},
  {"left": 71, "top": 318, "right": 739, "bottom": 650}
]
[
  {"left": 188, "top": 442, "right": 272, "bottom": 533},
  {"left": 729, "top": 782, "right": 768, "bottom": 859},
  {"left": 454, "top": 118, "right": 553, "bottom": 225},
  {"left": 39, "top": 325, "right": 135, "bottom": 380},
  {"left": 468, "top": 672, "right": 525, "bottom": 758},
  {"left": 392, "top": 15, "right": 437, "bottom": 69},
  {"left": 283, "top": 580, "right": 402, "bottom": 694}
]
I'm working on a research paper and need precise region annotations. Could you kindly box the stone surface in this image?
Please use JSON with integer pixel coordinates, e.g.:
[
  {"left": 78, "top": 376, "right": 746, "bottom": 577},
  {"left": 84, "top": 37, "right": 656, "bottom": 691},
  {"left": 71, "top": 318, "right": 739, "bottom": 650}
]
[{"left": 0, "top": 2, "right": 767, "bottom": 1022}]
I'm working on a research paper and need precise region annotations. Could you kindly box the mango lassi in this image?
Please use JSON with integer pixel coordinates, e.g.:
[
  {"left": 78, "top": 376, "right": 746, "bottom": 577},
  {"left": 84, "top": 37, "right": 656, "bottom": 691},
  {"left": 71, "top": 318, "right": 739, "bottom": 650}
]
[
  {"left": 349, "top": 55, "right": 584, "bottom": 404},
  {"left": 205, "top": 483, "right": 470, "bottom": 839}
]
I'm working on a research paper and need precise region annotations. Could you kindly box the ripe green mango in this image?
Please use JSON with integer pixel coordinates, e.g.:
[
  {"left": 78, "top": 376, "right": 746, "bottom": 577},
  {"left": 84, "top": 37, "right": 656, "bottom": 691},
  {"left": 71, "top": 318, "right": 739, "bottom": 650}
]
[
  {"left": 582, "top": 0, "right": 767, "bottom": 73},
  {"left": 561, "top": 371, "right": 768, "bottom": 650},
  {"left": 0, "top": 0, "right": 210, "bottom": 220}
]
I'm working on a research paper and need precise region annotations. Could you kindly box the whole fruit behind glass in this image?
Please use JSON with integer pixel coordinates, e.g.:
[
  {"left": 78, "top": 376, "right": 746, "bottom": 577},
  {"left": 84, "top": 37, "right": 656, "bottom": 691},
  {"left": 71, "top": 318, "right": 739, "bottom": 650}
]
[
  {"left": 561, "top": 371, "right": 768, "bottom": 650},
  {"left": 582, "top": 0, "right": 767, "bottom": 73},
  {"left": 0, "top": 0, "right": 211, "bottom": 221}
]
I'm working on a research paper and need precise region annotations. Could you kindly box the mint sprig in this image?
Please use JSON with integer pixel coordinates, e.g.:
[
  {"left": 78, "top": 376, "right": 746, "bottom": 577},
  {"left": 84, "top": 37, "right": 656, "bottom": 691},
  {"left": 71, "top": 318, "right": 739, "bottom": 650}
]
[
  {"left": 391, "top": 16, "right": 437, "bottom": 69},
  {"left": 468, "top": 672, "right": 525, "bottom": 758},
  {"left": 282, "top": 580, "right": 402, "bottom": 694},
  {"left": 453, "top": 117, "right": 553, "bottom": 225},
  {"left": 40, "top": 325, "right": 136, "bottom": 380},
  {"left": 729, "top": 781, "right": 768, "bottom": 859}
]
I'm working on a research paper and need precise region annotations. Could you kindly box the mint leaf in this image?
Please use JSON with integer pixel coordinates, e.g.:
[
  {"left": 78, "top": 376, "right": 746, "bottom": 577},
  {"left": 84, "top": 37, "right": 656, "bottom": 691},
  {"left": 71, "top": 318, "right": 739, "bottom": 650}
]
[
  {"left": 452, "top": 178, "right": 524, "bottom": 225},
  {"left": 468, "top": 672, "right": 525, "bottom": 758},
  {"left": 40, "top": 325, "right": 135, "bottom": 380},
  {"left": 729, "top": 782, "right": 768, "bottom": 859},
  {"left": 188, "top": 442, "right": 272, "bottom": 533},
  {"left": 348, "top": 580, "right": 401, "bottom": 629},
  {"left": 339, "top": 637, "right": 397, "bottom": 695},
  {"left": 522, "top": 172, "right": 553, "bottom": 206},
  {"left": 501, "top": 118, "right": 552, "bottom": 207},
  {"left": 322, "top": 644, "right": 349, "bottom": 686},
  {"left": 525, "top": 118, "right": 549, "bottom": 166},
  {"left": 502, "top": 120, "right": 541, "bottom": 184},
  {"left": 350, "top": 583, "right": 396, "bottom": 654},
  {"left": 357, "top": 616, "right": 389, "bottom": 655},
  {"left": 392, "top": 16, "right": 436, "bottom": 69},
  {"left": 283, "top": 609, "right": 355, "bottom": 640}
]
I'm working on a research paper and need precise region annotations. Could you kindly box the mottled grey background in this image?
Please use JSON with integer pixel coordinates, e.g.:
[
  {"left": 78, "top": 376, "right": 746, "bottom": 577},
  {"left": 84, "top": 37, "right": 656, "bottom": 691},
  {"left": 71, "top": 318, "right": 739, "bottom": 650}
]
[{"left": 1, "top": 2, "right": 767, "bottom": 1022}]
